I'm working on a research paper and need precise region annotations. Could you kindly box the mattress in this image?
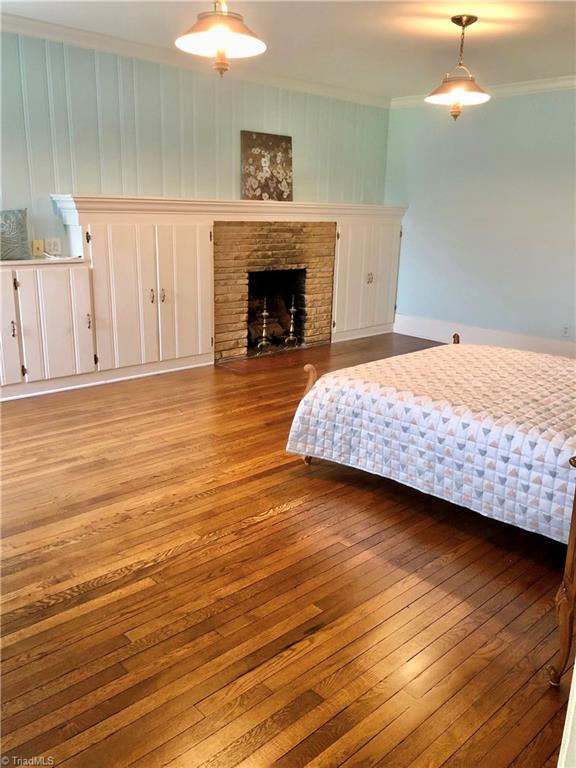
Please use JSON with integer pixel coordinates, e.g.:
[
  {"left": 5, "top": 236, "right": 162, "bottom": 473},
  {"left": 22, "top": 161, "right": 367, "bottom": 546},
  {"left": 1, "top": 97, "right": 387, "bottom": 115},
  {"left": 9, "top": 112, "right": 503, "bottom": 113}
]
[{"left": 287, "top": 344, "right": 576, "bottom": 543}]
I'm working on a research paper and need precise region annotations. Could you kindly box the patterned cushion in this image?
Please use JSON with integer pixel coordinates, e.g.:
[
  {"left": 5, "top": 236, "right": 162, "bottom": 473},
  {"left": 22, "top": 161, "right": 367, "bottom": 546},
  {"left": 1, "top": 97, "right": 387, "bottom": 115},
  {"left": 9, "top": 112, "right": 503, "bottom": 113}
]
[
  {"left": 287, "top": 344, "right": 576, "bottom": 543},
  {"left": 1, "top": 209, "right": 30, "bottom": 260}
]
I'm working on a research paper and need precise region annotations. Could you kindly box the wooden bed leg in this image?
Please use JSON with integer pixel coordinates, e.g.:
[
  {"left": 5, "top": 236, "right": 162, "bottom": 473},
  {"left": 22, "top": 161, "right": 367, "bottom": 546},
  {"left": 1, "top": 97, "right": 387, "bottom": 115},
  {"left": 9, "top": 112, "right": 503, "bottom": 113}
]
[
  {"left": 547, "top": 456, "right": 576, "bottom": 686},
  {"left": 303, "top": 363, "right": 318, "bottom": 395},
  {"left": 302, "top": 364, "right": 318, "bottom": 466},
  {"left": 452, "top": 333, "right": 460, "bottom": 344}
]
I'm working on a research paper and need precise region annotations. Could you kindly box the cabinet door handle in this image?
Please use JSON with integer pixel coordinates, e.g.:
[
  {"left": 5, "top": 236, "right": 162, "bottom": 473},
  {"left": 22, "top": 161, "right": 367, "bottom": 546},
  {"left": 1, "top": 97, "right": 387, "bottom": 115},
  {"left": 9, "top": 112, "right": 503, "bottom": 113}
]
[
  {"left": 160, "top": 288, "right": 166, "bottom": 303},
  {"left": 11, "top": 320, "right": 16, "bottom": 338},
  {"left": 150, "top": 288, "right": 155, "bottom": 304},
  {"left": 86, "top": 313, "right": 92, "bottom": 329}
]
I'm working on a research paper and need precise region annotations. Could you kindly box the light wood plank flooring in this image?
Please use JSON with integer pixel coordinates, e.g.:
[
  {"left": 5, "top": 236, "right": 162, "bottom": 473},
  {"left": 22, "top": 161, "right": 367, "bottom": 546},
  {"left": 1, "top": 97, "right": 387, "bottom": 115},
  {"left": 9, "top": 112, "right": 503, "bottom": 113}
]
[{"left": 1, "top": 333, "right": 572, "bottom": 767}]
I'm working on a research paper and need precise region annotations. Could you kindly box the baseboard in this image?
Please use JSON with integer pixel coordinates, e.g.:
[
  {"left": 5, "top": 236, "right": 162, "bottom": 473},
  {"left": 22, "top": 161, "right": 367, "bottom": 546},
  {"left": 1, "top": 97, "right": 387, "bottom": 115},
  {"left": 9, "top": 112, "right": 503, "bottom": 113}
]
[
  {"left": 332, "top": 323, "right": 394, "bottom": 343},
  {"left": 394, "top": 314, "right": 575, "bottom": 357},
  {"left": 0, "top": 353, "right": 214, "bottom": 400}
]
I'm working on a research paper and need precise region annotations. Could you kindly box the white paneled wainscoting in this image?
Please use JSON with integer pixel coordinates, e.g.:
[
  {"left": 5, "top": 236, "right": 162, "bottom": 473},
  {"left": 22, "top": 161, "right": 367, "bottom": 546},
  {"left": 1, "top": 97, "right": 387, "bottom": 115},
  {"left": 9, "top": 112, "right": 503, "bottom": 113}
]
[{"left": 0, "top": 197, "right": 405, "bottom": 399}]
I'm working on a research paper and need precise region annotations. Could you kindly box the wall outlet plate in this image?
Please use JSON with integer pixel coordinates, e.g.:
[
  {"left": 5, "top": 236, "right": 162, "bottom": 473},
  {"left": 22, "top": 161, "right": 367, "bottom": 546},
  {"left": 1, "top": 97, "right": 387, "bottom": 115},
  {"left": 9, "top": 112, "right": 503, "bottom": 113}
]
[
  {"left": 32, "top": 239, "right": 44, "bottom": 256},
  {"left": 45, "top": 238, "right": 62, "bottom": 256}
]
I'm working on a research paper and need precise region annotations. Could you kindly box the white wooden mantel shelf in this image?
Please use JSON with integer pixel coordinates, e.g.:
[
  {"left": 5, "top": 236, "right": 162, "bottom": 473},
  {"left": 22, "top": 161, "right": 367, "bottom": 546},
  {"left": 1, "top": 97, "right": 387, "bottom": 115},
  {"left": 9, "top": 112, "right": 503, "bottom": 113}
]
[{"left": 52, "top": 194, "right": 406, "bottom": 221}]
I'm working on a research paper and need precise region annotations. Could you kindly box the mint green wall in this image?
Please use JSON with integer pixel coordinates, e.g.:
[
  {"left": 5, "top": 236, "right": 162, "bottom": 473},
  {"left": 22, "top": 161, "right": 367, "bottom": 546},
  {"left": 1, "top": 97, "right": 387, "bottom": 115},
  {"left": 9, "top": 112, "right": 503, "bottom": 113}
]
[
  {"left": 385, "top": 90, "right": 576, "bottom": 341},
  {"left": 1, "top": 32, "right": 389, "bottom": 255}
]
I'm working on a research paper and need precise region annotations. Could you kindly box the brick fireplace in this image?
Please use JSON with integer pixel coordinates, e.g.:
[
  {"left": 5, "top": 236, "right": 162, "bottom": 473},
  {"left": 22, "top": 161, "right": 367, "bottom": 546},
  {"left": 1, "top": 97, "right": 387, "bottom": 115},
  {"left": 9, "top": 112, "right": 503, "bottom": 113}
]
[{"left": 213, "top": 221, "right": 337, "bottom": 361}]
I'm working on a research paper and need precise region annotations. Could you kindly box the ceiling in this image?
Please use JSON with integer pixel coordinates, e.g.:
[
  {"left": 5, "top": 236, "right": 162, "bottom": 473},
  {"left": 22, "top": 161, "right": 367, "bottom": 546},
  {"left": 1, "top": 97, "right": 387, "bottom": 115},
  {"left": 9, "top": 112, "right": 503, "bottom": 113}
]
[{"left": 3, "top": 1, "right": 575, "bottom": 104}]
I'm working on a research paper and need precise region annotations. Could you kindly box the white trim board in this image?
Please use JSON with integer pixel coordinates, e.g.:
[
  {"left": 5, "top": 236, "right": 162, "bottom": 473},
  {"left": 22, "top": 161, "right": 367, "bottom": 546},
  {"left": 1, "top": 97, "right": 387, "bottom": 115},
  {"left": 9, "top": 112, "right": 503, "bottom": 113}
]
[
  {"left": 52, "top": 194, "right": 405, "bottom": 221},
  {"left": 0, "top": 353, "right": 213, "bottom": 401},
  {"left": 394, "top": 314, "right": 576, "bottom": 358}
]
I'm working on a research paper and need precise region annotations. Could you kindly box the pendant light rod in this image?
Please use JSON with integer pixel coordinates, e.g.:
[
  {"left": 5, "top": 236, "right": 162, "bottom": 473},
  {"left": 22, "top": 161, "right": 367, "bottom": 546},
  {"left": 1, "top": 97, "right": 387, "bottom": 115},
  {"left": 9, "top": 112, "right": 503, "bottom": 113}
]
[{"left": 452, "top": 14, "right": 478, "bottom": 66}]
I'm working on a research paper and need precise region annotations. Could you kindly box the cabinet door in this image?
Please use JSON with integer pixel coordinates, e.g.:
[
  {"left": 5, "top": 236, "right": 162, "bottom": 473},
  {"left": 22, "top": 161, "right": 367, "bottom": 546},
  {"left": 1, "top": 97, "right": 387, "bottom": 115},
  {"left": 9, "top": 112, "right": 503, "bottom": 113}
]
[
  {"left": 367, "top": 221, "right": 401, "bottom": 328},
  {"left": 0, "top": 271, "right": 23, "bottom": 385},
  {"left": 34, "top": 268, "right": 77, "bottom": 379},
  {"left": 70, "top": 268, "right": 97, "bottom": 374},
  {"left": 14, "top": 270, "right": 45, "bottom": 381},
  {"left": 90, "top": 223, "right": 159, "bottom": 370},
  {"left": 333, "top": 220, "right": 400, "bottom": 338},
  {"left": 156, "top": 224, "right": 213, "bottom": 361},
  {"left": 333, "top": 221, "right": 368, "bottom": 334},
  {"left": 15, "top": 267, "right": 96, "bottom": 381}
]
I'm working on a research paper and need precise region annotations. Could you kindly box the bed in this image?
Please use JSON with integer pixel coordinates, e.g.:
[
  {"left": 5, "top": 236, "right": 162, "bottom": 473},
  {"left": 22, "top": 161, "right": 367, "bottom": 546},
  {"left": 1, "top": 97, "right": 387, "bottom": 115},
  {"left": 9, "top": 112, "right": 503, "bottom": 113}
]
[{"left": 287, "top": 337, "right": 576, "bottom": 684}]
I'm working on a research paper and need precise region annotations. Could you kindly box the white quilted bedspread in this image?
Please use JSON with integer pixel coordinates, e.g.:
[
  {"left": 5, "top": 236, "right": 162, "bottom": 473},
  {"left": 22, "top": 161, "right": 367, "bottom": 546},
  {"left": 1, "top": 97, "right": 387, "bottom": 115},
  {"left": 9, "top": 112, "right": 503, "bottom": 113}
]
[{"left": 287, "top": 345, "right": 576, "bottom": 543}]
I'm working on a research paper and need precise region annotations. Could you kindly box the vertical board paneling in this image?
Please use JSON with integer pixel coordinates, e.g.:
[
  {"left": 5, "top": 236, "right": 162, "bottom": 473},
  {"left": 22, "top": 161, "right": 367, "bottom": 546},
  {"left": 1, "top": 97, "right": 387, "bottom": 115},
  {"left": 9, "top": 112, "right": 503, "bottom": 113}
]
[
  {"left": 118, "top": 56, "right": 137, "bottom": 195},
  {"left": 193, "top": 74, "right": 217, "bottom": 198},
  {"left": 96, "top": 52, "right": 123, "bottom": 194},
  {"left": 1, "top": 31, "right": 389, "bottom": 245},
  {"left": 160, "top": 66, "right": 182, "bottom": 197},
  {"left": 66, "top": 45, "right": 101, "bottom": 193},
  {"left": 134, "top": 60, "right": 162, "bottom": 196},
  {"left": 20, "top": 37, "right": 54, "bottom": 241},
  {"left": 46, "top": 41, "right": 74, "bottom": 194},
  {"left": 1, "top": 34, "right": 30, "bottom": 214},
  {"left": 180, "top": 68, "right": 196, "bottom": 198}
]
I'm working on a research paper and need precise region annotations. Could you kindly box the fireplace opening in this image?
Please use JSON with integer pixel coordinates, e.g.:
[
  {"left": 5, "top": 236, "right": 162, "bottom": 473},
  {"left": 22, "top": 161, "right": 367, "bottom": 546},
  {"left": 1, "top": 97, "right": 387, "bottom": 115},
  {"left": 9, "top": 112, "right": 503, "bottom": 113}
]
[{"left": 247, "top": 268, "right": 306, "bottom": 354}]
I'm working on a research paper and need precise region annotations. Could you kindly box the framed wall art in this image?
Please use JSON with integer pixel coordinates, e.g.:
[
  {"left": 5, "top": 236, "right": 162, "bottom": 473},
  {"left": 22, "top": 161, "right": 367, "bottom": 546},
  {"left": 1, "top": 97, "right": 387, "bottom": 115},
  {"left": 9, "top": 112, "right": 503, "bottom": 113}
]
[{"left": 241, "top": 131, "right": 293, "bottom": 201}]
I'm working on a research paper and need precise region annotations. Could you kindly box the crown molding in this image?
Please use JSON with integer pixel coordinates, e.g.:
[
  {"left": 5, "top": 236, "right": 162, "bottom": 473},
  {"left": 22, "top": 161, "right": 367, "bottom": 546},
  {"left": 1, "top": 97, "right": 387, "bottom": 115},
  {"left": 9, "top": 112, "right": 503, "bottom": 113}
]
[
  {"left": 52, "top": 194, "right": 406, "bottom": 221},
  {"left": 390, "top": 75, "right": 576, "bottom": 109},
  {"left": 1, "top": 14, "right": 390, "bottom": 109}
]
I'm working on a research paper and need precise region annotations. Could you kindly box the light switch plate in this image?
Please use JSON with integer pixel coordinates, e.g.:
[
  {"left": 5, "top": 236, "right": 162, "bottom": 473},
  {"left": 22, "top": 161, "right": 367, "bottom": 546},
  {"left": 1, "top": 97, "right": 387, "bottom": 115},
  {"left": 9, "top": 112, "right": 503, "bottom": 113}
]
[{"left": 32, "top": 239, "right": 44, "bottom": 256}]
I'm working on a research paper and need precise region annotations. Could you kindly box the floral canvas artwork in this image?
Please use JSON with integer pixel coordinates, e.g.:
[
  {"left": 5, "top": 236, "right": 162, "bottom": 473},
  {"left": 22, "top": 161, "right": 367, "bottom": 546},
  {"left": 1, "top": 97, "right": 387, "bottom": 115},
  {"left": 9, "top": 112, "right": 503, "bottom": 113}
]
[{"left": 241, "top": 131, "right": 293, "bottom": 201}]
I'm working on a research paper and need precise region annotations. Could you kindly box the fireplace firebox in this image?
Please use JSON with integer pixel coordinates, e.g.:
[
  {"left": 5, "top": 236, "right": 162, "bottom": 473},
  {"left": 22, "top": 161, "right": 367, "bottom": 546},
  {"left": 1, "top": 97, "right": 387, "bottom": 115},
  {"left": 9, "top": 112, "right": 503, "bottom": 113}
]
[{"left": 248, "top": 269, "right": 306, "bottom": 354}]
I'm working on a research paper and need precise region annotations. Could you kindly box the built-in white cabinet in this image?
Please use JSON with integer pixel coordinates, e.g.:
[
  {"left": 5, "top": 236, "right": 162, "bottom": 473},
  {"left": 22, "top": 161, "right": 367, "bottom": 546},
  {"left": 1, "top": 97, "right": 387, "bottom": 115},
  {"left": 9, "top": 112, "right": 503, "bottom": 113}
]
[
  {"left": 332, "top": 219, "right": 401, "bottom": 342},
  {"left": 87, "top": 222, "right": 213, "bottom": 372},
  {"left": 0, "top": 265, "right": 96, "bottom": 385},
  {"left": 19, "top": 267, "right": 96, "bottom": 380}
]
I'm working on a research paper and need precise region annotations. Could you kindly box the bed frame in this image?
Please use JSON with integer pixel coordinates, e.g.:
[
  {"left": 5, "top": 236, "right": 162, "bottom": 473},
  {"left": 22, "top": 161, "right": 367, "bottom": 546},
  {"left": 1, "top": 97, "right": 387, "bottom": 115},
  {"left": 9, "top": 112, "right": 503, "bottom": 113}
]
[{"left": 297, "top": 333, "right": 576, "bottom": 685}]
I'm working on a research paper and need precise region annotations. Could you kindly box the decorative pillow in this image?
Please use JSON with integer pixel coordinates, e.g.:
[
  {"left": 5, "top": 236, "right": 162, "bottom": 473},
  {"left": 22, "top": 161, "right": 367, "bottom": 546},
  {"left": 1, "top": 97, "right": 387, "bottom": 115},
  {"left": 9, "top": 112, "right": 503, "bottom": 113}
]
[{"left": 1, "top": 209, "right": 30, "bottom": 260}]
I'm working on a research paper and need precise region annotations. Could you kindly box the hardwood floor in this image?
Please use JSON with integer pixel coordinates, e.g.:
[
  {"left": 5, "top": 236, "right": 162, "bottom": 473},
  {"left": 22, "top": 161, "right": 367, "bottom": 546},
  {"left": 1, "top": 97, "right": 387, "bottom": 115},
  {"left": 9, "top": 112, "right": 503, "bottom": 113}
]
[{"left": 1, "top": 333, "right": 571, "bottom": 767}]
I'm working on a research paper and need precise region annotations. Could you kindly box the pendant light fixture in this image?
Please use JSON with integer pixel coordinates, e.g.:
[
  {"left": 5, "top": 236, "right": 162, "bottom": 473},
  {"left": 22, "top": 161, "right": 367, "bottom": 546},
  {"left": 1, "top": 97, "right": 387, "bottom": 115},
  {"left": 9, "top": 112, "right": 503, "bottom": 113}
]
[
  {"left": 175, "top": 1, "right": 266, "bottom": 77},
  {"left": 425, "top": 15, "right": 490, "bottom": 120}
]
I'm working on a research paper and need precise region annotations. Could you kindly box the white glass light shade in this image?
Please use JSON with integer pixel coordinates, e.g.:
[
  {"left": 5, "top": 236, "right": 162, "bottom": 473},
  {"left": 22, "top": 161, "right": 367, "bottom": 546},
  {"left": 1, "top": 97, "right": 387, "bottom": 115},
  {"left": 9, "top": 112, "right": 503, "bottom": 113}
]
[
  {"left": 425, "top": 74, "right": 490, "bottom": 106},
  {"left": 175, "top": 11, "right": 266, "bottom": 59}
]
